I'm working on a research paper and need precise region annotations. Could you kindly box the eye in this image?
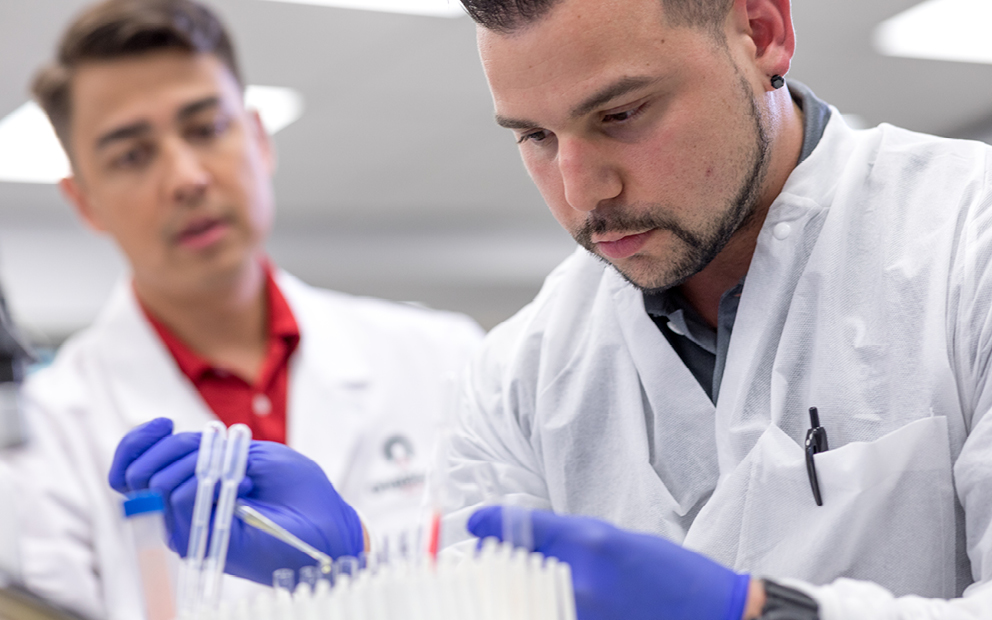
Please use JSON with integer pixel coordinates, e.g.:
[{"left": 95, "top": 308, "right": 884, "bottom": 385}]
[
  {"left": 186, "top": 116, "right": 231, "bottom": 143},
  {"left": 111, "top": 143, "right": 154, "bottom": 170},
  {"left": 517, "top": 129, "right": 552, "bottom": 145},
  {"left": 602, "top": 102, "right": 647, "bottom": 124}
]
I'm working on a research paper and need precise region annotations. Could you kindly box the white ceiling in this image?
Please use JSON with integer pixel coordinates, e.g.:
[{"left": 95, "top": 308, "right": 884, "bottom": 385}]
[{"left": 1, "top": 0, "right": 991, "bottom": 337}]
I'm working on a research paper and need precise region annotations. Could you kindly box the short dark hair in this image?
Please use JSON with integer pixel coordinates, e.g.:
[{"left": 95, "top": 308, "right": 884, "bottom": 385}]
[
  {"left": 460, "top": 0, "right": 733, "bottom": 34},
  {"left": 32, "top": 0, "right": 242, "bottom": 152}
]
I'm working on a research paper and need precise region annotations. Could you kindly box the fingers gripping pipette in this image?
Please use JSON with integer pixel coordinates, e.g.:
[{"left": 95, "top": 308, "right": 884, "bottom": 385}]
[
  {"left": 233, "top": 503, "right": 334, "bottom": 574},
  {"left": 201, "top": 423, "right": 251, "bottom": 610},
  {"left": 178, "top": 422, "right": 226, "bottom": 619}
]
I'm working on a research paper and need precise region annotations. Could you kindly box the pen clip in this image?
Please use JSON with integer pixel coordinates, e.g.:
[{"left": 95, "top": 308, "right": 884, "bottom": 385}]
[{"left": 805, "top": 406, "right": 829, "bottom": 507}]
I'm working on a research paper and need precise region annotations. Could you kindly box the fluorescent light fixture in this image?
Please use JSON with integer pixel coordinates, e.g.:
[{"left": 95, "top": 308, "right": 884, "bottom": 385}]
[
  {"left": 842, "top": 114, "right": 869, "bottom": 130},
  {"left": 874, "top": 0, "right": 992, "bottom": 65},
  {"left": 0, "top": 85, "right": 304, "bottom": 185},
  {"left": 245, "top": 85, "right": 305, "bottom": 135},
  {"left": 258, "top": 0, "right": 465, "bottom": 18},
  {"left": 0, "top": 102, "right": 70, "bottom": 184}
]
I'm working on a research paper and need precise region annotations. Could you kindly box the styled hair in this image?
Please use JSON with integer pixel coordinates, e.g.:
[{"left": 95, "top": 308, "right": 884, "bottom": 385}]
[
  {"left": 32, "top": 0, "right": 242, "bottom": 152},
  {"left": 459, "top": 0, "right": 733, "bottom": 34}
]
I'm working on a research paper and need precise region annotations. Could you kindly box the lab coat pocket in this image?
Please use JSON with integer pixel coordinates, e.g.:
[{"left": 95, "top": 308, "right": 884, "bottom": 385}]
[{"left": 684, "top": 416, "right": 956, "bottom": 598}]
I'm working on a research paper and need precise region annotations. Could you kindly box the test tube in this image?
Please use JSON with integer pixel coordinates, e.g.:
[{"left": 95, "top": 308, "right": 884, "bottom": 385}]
[
  {"left": 178, "top": 421, "right": 226, "bottom": 619},
  {"left": 201, "top": 423, "right": 252, "bottom": 609},
  {"left": 555, "top": 560, "right": 577, "bottom": 620},
  {"left": 333, "top": 555, "right": 360, "bottom": 584},
  {"left": 375, "top": 536, "right": 390, "bottom": 570},
  {"left": 123, "top": 490, "right": 177, "bottom": 620},
  {"left": 273, "top": 568, "right": 295, "bottom": 591},
  {"left": 298, "top": 565, "right": 319, "bottom": 591}
]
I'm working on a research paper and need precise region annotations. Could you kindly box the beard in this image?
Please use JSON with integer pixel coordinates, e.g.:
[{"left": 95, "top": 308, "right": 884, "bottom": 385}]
[{"left": 573, "top": 72, "right": 771, "bottom": 294}]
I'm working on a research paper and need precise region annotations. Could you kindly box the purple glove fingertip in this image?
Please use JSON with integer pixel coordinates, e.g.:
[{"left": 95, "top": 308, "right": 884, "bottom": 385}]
[
  {"left": 108, "top": 417, "right": 174, "bottom": 493},
  {"left": 467, "top": 505, "right": 502, "bottom": 539}
]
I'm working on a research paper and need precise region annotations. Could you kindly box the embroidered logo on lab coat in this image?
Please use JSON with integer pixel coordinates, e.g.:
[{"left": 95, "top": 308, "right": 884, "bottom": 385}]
[{"left": 370, "top": 434, "right": 425, "bottom": 494}]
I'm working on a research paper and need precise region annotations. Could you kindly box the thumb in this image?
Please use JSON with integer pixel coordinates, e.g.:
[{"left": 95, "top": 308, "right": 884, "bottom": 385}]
[
  {"left": 467, "top": 505, "right": 553, "bottom": 548},
  {"left": 467, "top": 505, "right": 504, "bottom": 540}
]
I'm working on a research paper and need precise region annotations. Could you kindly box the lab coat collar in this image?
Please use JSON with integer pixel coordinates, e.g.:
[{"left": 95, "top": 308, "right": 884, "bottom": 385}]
[
  {"left": 602, "top": 111, "right": 860, "bottom": 478},
  {"left": 271, "top": 271, "right": 374, "bottom": 486},
  {"left": 774, "top": 105, "right": 859, "bottom": 216},
  {"left": 605, "top": 267, "right": 714, "bottom": 410},
  {"left": 274, "top": 270, "right": 372, "bottom": 388},
  {"left": 86, "top": 280, "right": 216, "bottom": 433},
  {"left": 711, "top": 111, "right": 857, "bottom": 470}
]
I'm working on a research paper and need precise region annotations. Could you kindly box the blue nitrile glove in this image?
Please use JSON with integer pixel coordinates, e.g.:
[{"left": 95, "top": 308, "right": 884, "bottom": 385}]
[
  {"left": 109, "top": 417, "right": 365, "bottom": 584},
  {"left": 108, "top": 417, "right": 206, "bottom": 544},
  {"left": 468, "top": 507, "right": 751, "bottom": 620}
]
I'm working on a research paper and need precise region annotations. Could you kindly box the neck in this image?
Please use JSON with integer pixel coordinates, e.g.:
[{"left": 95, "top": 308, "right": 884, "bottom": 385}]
[
  {"left": 135, "top": 257, "right": 270, "bottom": 382},
  {"left": 679, "top": 89, "right": 805, "bottom": 327}
]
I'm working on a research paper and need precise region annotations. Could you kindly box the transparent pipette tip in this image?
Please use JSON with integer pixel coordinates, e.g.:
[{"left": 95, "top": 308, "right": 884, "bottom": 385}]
[
  {"left": 298, "top": 565, "right": 320, "bottom": 591},
  {"left": 196, "top": 422, "right": 227, "bottom": 480},
  {"left": 333, "top": 556, "right": 360, "bottom": 584},
  {"left": 201, "top": 424, "right": 252, "bottom": 610},
  {"left": 272, "top": 568, "right": 295, "bottom": 592},
  {"left": 222, "top": 424, "right": 251, "bottom": 482},
  {"left": 180, "top": 422, "right": 228, "bottom": 619},
  {"left": 502, "top": 503, "right": 534, "bottom": 552}
]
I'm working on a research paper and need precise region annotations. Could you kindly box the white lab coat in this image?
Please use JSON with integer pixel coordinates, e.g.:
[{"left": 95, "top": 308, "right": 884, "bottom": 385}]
[
  {"left": 444, "top": 112, "right": 992, "bottom": 618},
  {"left": 4, "top": 270, "right": 482, "bottom": 620},
  {"left": 0, "top": 462, "right": 20, "bottom": 582}
]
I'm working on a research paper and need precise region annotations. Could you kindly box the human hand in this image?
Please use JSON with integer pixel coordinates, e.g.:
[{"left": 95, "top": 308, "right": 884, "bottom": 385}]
[
  {"left": 109, "top": 418, "right": 365, "bottom": 584},
  {"left": 468, "top": 507, "right": 751, "bottom": 620}
]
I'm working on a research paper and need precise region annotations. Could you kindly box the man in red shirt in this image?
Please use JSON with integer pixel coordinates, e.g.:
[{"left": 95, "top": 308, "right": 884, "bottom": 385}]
[{"left": 3, "top": 1, "right": 482, "bottom": 617}]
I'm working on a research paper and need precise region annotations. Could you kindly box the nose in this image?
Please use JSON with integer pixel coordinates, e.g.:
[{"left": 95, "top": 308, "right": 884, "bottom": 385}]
[
  {"left": 557, "top": 137, "right": 622, "bottom": 213},
  {"left": 163, "top": 137, "right": 210, "bottom": 207}
]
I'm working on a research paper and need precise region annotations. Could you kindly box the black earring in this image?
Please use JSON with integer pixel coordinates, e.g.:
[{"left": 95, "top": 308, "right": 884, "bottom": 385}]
[{"left": 770, "top": 75, "right": 786, "bottom": 89}]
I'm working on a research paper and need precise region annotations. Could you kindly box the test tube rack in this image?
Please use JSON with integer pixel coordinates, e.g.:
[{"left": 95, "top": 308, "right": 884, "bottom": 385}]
[{"left": 202, "top": 538, "right": 577, "bottom": 620}]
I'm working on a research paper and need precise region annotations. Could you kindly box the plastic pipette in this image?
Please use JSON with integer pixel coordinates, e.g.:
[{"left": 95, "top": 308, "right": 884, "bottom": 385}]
[
  {"left": 234, "top": 502, "right": 334, "bottom": 574},
  {"left": 201, "top": 423, "right": 251, "bottom": 609},
  {"left": 502, "top": 503, "right": 534, "bottom": 552},
  {"left": 427, "top": 372, "right": 459, "bottom": 559},
  {"left": 178, "top": 421, "right": 226, "bottom": 619}
]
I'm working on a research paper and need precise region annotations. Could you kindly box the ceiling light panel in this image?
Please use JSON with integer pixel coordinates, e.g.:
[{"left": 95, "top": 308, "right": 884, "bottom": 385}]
[
  {"left": 257, "top": 0, "right": 465, "bottom": 18},
  {"left": 0, "top": 102, "right": 70, "bottom": 184},
  {"left": 0, "top": 86, "right": 303, "bottom": 185},
  {"left": 245, "top": 85, "right": 305, "bottom": 135},
  {"left": 874, "top": 0, "right": 992, "bottom": 65}
]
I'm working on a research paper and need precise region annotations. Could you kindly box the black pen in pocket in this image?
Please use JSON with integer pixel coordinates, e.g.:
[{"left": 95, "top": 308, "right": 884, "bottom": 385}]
[{"left": 805, "top": 406, "right": 829, "bottom": 506}]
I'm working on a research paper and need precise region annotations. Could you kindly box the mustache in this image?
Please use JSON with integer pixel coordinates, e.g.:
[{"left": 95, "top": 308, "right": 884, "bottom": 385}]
[{"left": 573, "top": 207, "right": 704, "bottom": 251}]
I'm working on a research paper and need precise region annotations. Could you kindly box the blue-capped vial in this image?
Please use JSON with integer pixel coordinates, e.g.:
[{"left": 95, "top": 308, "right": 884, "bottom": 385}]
[{"left": 123, "top": 490, "right": 176, "bottom": 620}]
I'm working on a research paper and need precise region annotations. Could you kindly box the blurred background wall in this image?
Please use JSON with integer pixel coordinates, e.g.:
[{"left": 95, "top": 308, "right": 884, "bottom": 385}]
[{"left": 1, "top": 0, "right": 991, "bottom": 350}]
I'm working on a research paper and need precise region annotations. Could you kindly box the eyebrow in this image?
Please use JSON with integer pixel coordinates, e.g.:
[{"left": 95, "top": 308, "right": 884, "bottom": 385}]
[
  {"left": 495, "top": 75, "right": 660, "bottom": 131},
  {"left": 569, "top": 76, "right": 658, "bottom": 118},
  {"left": 177, "top": 96, "right": 221, "bottom": 121},
  {"left": 495, "top": 114, "right": 541, "bottom": 130},
  {"left": 94, "top": 96, "right": 222, "bottom": 150},
  {"left": 95, "top": 122, "right": 152, "bottom": 150}
]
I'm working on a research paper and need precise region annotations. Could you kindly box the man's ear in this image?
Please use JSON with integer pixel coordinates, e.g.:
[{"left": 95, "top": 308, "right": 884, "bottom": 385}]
[
  {"left": 59, "top": 175, "right": 108, "bottom": 233},
  {"left": 729, "top": 0, "right": 796, "bottom": 89},
  {"left": 248, "top": 109, "right": 277, "bottom": 175}
]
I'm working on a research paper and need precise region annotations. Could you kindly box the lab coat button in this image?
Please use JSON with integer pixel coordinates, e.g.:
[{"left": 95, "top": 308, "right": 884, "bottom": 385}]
[
  {"left": 773, "top": 222, "right": 792, "bottom": 240},
  {"left": 252, "top": 393, "right": 272, "bottom": 416}
]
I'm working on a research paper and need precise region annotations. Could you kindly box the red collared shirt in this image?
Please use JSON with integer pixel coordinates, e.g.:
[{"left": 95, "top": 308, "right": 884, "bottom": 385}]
[{"left": 141, "top": 269, "right": 300, "bottom": 444}]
